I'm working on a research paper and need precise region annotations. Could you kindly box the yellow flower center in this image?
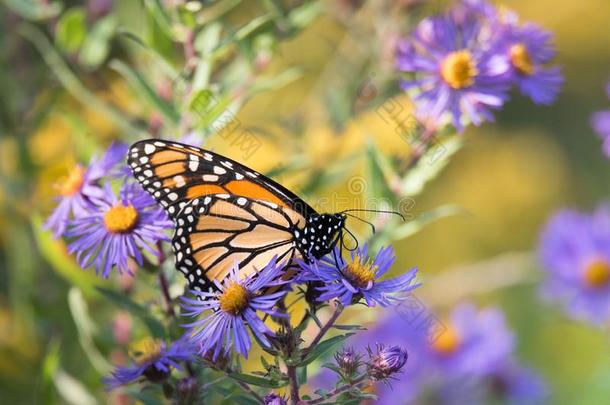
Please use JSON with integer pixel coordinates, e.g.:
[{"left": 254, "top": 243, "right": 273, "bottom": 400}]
[
  {"left": 432, "top": 324, "right": 461, "bottom": 355},
  {"left": 509, "top": 43, "right": 534, "bottom": 76},
  {"left": 345, "top": 256, "right": 377, "bottom": 288},
  {"left": 440, "top": 50, "right": 478, "bottom": 89},
  {"left": 583, "top": 258, "right": 610, "bottom": 288},
  {"left": 104, "top": 204, "right": 139, "bottom": 233},
  {"left": 57, "top": 165, "right": 86, "bottom": 196},
  {"left": 129, "top": 337, "right": 163, "bottom": 365},
  {"left": 219, "top": 282, "right": 249, "bottom": 315}
]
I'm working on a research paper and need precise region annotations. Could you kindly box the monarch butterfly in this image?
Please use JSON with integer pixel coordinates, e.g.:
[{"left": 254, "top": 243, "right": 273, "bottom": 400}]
[{"left": 127, "top": 139, "right": 363, "bottom": 293}]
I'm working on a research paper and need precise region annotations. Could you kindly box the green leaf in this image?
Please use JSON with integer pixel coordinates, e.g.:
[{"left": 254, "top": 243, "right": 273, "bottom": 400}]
[
  {"left": 234, "top": 14, "right": 274, "bottom": 42},
  {"left": 79, "top": 15, "right": 117, "bottom": 68},
  {"left": 143, "top": 0, "right": 174, "bottom": 39},
  {"left": 96, "top": 287, "right": 166, "bottom": 338},
  {"left": 229, "top": 394, "right": 261, "bottom": 405},
  {"left": 19, "top": 24, "right": 146, "bottom": 138},
  {"left": 68, "top": 288, "right": 112, "bottom": 374},
  {"left": 247, "top": 67, "right": 303, "bottom": 99},
  {"left": 387, "top": 204, "right": 465, "bottom": 242},
  {"left": 3, "top": 0, "right": 61, "bottom": 21},
  {"left": 288, "top": 0, "right": 322, "bottom": 29},
  {"left": 53, "top": 368, "right": 98, "bottom": 405},
  {"left": 332, "top": 324, "right": 367, "bottom": 331},
  {"left": 398, "top": 135, "right": 463, "bottom": 197},
  {"left": 297, "top": 366, "right": 307, "bottom": 384},
  {"left": 195, "top": 22, "right": 222, "bottom": 56},
  {"left": 366, "top": 140, "right": 396, "bottom": 202},
  {"left": 230, "top": 373, "right": 288, "bottom": 388},
  {"left": 301, "top": 334, "right": 354, "bottom": 367},
  {"left": 129, "top": 389, "right": 165, "bottom": 405},
  {"left": 117, "top": 30, "right": 178, "bottom": 78},
  {"left": 55, "top": 7, "right": 87, "bottom": 53},
  {"left": 31, "top": 215, "right": 101, "bottom": 296},
  {"left": 110, "top": 59, "right": 180, "bottom": 125}
]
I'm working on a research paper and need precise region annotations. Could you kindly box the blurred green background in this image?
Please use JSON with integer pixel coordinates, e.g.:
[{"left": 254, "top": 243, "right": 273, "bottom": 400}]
[{"left": 1, "top": 0, "right": 610, "bottom": 403}]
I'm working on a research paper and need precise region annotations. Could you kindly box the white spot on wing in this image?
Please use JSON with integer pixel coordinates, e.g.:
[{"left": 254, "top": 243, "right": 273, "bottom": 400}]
[
  {"left": 173, "top": 175, "right": 186, "bottom": 187},
  {"left": 144, "top": 144, "right": 156, "bottom": 154},
  {"left": 203, "top": 174, "right": 219, "bottom": 182},
  {"left": 213, "top": 166, "right": 226, "bottom": 175}
]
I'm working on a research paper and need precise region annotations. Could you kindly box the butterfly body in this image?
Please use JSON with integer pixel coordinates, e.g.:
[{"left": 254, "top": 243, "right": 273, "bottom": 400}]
[{"left": 127, "top": 139, "right": 347, "bottom": 292}]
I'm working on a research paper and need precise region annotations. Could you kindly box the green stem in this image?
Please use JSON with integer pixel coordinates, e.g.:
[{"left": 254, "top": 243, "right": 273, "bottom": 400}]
[
  {"left": 301, "top": 303, "right": 344, "bottom": 360},
  {"left": 19, "top": 24, "right": 147, "bottom": 139},
  {"left": 304, "top": 376, "right": 369, "bottom": 404}
]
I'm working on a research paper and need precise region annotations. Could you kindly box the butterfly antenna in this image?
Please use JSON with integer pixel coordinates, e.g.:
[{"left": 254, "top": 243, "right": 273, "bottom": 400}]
[
  {"left": 344, "top": 212, "right": 376, "bottom": 234},
  {"left": 342, "top": 226, "right": 359, "bottom": 252},
  {"left": 341, "top": 208, "right": 406, "bottom": 222}
]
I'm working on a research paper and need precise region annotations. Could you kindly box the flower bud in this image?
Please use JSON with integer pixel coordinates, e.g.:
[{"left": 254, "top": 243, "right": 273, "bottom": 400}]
[
  {"left": 263, "top": 393, "right": 286, "bottom": 405},
  {"left": 335, "top": 347, "right": 361, "bottom": 376},
  {"left": 367, "top": 344, "right": 408, "bottom": 380},
  {"left": 175, "top": 377, "right": 199, "bottom": 404}
]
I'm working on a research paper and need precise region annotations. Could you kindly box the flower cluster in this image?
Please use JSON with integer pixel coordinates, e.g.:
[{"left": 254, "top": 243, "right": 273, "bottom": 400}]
[
  {"left": 44, "top": 142, "right": 173, "bottom": 277},
  {"left": 397, "top": 0, "right": 563, "bottom": 131},
  {"left": 538, "top": 204, "right": 610, "bottom": 324},
  {"left": 317, "top": 303, "right": 547, "bottom": 405}
]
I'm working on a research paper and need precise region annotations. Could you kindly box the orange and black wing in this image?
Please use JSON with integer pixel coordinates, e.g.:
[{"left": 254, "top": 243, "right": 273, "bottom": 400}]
[
  {"left": 172, "top": 194, "right": 306, "bottom": 292},
  {"left": 127, "top": 139, "right": 315, "bottom": 220}
]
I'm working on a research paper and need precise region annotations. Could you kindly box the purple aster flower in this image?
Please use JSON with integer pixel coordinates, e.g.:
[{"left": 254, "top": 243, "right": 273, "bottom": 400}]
[
  {"left": 180, "top": 260, "right": 288, "bottom": 360},
  {"left": 487, "top": 362, "right": 548, "bottom": 405},
  {"left": 298, "top": 245, "right": 419, "bottom": 307},
  {"left": 367, "top": 343, "right": 409, "bottom": 381},
  {"left": 539, "top": 205, "right": 610, "bottom": 324},
  {"left": 263, "top": 393, "right": 287, "bottom": 405},
  {"left": 591, "top": 82, "right": 610, "bottom": 157},
  {"left": 316, "top": 303, "right": 516, "bottom": 404},
  {"left": 44, "top": 141, "right": 128, "bottom": 238},
  {"left": 426, "top": 303, "right": 514, "bottom": 377},
  {"left": 498, "top": 21, "right": 563, "bottom": 105},
  {"left": 66, "top": 182, "right": 172, "bottom": 277},
  {"left": 103, "top": 336, "right": 196, "bottom": 389},
  {"left": 396, "top": 12, "right": 511, "bottom": 131}
]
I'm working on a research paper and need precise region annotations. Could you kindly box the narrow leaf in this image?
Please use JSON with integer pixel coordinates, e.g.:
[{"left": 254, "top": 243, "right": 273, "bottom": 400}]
[
  {"left": 110, "top": 59, "right": 180, "bottom": 125},
  {"left": 230, "top": 373, "right": 288, "bottom": 388},
  {"left": 301, "top": 334, "right": 354, "bottom": 367},
  {"left": 96, "top": 287, "right": 166, "bottom": 338}
]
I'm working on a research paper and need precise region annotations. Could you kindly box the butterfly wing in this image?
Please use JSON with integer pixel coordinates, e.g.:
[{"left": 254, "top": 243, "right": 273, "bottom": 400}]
[
  {"left": 172, "top": 194, "right": 306, "bottom": 292},
  {"left": 127, "top": 139, "right": 315, "bottom": 220}
]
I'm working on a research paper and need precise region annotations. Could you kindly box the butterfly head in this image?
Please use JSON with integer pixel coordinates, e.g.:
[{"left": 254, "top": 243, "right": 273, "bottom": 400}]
[{"left": 296, "top": 213, "right": 346, "bottom": 259}]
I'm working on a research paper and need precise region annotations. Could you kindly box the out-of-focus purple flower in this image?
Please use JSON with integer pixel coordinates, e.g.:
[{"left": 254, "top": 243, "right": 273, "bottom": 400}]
[
  {"left": 539, "top": 205, "right": 610, "bottom": 324},
  {"left": 367, "top": 343, "right": 409, "bottom": 380},
  {"left": 488, "top": 362, "right": 548, "bottom": 405},
  {"left": 103, "top": 336, "right": 196, "bottom": 389},
  {"left": 396, "top": 12, "right": 511, "bottom": 131},
  {"left": 66, "top": 182, "right": 172, "bottom": 277},
  {"left": 427, "top": 303, "right": 514, "bottom": 377},
  {"left": 180, "top": 260, "right": 288, "bottom": 360},
  {"left": 263, "top": 393, "right": 287, "bottom": 405},
  {"left": 591, "top": 83, "right": 610, "bottom": 157},
  {"left": 298, "top": 245, "right": 419, "bottom": 307},
  {"left": 499, "top": 22, "right": 563, "bottom": 105},
  {"left": 318, "top": 303, "right": 519, "bottom": 404},
  {"left": 44, "top": 141, "right": 128, "bottom": 238}
]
